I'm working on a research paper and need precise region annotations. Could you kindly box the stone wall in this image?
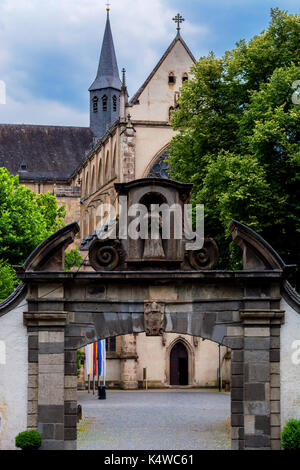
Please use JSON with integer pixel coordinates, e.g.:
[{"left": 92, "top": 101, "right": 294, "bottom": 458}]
[{"left": 0, "top": 300, "right": 28, "bottom": 450}]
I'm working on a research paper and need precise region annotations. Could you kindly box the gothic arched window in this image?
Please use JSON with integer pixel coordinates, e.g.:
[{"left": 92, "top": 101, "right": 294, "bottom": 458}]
[
  {"left": 147, "top": 151, "right": 170, "bottom": 179},
  {"left": 92, "top": 97, "right": 98, "bottom": 113},
  {"left": 182, "top": 73, "right": 188, "bottom": 83},
  {"left": 112, "top": 95, "right": 117, "bottom": 112},
  {"left": 102, "top": 95, "right": 107, "bottom": 112}
]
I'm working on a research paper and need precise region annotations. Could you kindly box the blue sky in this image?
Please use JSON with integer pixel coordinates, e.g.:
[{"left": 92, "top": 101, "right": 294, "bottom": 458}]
[{"left": 0, "top": 0, "right": 298, "bottom": 126}]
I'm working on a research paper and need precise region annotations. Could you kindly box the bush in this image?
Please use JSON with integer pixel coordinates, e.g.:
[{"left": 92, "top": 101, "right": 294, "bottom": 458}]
[
  {"left": 281, "top": 419, "right": 300, "bottom": 450},
  {"left": 15, "top": 430, "right": 42, "bottom": 450}
]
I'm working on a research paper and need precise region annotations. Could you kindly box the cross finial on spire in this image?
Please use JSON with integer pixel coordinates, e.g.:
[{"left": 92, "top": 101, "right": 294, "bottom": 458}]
[
  {"left": 106, "top": 1, "right": 111, "bottom": 11},
  {"left": 172, "top": 13, "right": 185, "bottom": 34}
]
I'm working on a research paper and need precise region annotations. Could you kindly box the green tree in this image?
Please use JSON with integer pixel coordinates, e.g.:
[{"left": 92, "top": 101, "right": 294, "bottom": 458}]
[
  {"left": 0, "top": 168, "right": 66, "bottom": 300},
  {"left": 0, "top": 168, "right": 66, "bottom": 266},
  {"left": 0, "top": 260, "right": 17, "bottom": 302},
  {"left": 169, "top": 9, "right": 300, "bottom": 284},
  {"left": 65, "top": 248, "right": 82, "bottom": 271}
]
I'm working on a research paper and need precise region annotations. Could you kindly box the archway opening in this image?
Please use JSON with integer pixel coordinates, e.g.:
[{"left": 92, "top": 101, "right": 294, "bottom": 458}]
[{"left": 170, "top": 341, "right": 188, "bottom": 385}]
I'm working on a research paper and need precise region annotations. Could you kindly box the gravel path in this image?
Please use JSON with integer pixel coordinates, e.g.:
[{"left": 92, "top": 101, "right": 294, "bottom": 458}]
[{"left": 77, "top": 390, "right": 230, "bottom": 450}]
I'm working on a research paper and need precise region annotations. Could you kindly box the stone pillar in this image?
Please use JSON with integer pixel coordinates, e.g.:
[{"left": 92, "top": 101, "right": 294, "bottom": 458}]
[
  {"left": 24, "top": 312, "right": 67, "bottom": 450},
  {"left": 120, "top": 334, "right": 138, "bottom": 389},
  {"left": 227, "top": 326, "right": 245, "bottom": 450},
  {"left": 240, "top": 310, "right": 284, "bottom": 450},
  {"left": 64, "top": 349, "right": 78, "bottom": 450}
]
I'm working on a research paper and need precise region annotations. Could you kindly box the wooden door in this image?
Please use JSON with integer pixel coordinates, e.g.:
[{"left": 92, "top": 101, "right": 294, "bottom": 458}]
[{"left": 170, "top": 342, "right": 188, "bottom": 385}]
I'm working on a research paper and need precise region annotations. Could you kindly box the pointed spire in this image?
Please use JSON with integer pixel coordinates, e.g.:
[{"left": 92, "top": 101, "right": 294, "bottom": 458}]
[{"left": 89, "top": 9, "right": 121, "bottom": 91}]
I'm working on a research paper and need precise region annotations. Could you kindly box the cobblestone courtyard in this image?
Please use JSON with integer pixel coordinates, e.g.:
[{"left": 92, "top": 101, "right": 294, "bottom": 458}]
[{"left": 77, "top": 390, "right": 230, "bottom": 450}]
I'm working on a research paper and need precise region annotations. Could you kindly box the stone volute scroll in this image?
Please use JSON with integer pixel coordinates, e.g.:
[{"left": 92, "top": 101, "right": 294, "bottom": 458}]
[
  {"left": 144, "top": 301, "right": 165, "bottom": 336},
  {"left": 186, "top": 237, "right": 219, "bottom": 270},
  {"left": 89, "top": 238, "right": 126, "bottom": 270}
]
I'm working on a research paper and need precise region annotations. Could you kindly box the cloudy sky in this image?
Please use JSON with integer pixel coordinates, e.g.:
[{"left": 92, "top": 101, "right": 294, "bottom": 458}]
[{"left": 0, "top": 0, "right": 298, "bottom": 127}]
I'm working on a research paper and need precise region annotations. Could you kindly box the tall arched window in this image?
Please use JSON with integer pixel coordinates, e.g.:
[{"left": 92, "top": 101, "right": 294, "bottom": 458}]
[
  {"left": 91, "top": 166, "right": 96, "bottom": 194},
  {"left": 102, "top": 95, "right": 107, "bottom": 112},
  {"left": 112, "top": 144, "right": 117, "bottom": 176},
  {"left": 105, "top": 150, "right": 110, "bottom": 181},
  {"left": 112, "top": 95, "right": 117, "bottom": 112}
]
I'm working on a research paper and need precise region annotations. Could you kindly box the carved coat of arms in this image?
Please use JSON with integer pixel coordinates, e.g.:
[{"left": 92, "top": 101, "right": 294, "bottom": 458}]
[{"left": 144, "top": 301, "right": 165, "bottom": 336}]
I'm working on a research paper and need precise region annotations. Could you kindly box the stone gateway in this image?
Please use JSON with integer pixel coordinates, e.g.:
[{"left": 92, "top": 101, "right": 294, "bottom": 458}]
[{"left": 0, "top": 177, "right": 299, "bottom": 450}]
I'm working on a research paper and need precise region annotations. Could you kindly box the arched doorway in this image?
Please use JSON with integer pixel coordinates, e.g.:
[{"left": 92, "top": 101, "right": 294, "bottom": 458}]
[{"left": 170, "top": 341, "right": 188, "bottom": 385}]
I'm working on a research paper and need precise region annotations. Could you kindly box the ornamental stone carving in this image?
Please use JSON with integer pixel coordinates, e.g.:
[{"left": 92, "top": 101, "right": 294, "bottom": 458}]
[
  {"left": 89, "top": 238, "right": 126, "bottom": 271},
  {"left": 187, "top": 237, "right": 219, "bottom": 270},
  {"left": 144, "top": 301, "right": 165, "bottom": 336}
]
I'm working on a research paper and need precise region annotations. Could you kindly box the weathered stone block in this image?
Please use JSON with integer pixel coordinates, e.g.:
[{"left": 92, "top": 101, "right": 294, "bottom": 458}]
[
  {"left": 38, "top": 373, "right": 65, "bottom": 406},
  {"left": 28, "top": 388, "right": 38, "bottom": 401},
  {"left": 270, "top": 414, "right": 280, "bottom": 426},
  {"left": 39, "top": 342, "right": 64, "bottom": 354},
  {"left": 231, "top": 401, "right": 243, "bottom": 414},
  {"left": 225, "top": 337, "right": 243, "bottom": 349},
  {"left": 41, "top": 440, "right": 64, "bottom": 450},
  {"left": 270, "top": 362, "right": 280, "bottom": 375},
  {"left": 248, "top": 363, "right": 270, "bottom": 382},
  {"left": 231, "top": 363, "right": 243, "bottom": 375},
  {"left": 28, "top": 335, "right": 38, "bottom": 349},
  {"left": 39, "top": 353, "right": 64, "bottom": 365},
  {"left": 28, "top": 349, "right": 38, "bottom": 363},
  {"left": 244, "top": 337, "right": 270, "bottom": 350},
  {"left": 255, "top": 415, "right": 270, "bottom": 434},
  {"left": 38, "top": 405, "right": 64, "bottom": 423},
  {"left": 270, "top": 337, "right": 280, "bottom": 349},
  {"left": 28, "top": 363, "right": 38, "bottom": 375},
  {"left": 28, "top": 414, "right": 38, "bottom": 427},
  {"left": 244, "top": 415, "right": 255, "bottom": 435},
  {"left": 64, "top": 415, "right": 77, "bottom": 428},
  {"left": 64, "top": 427, "right": 77, "bottom": 440},
  {"left": 232, "top": 350, "right": 243, "bottom": 362},
  {"left": 38, "top": 423, "right": 54, "bottom": 439},
  {"left": 245, "top": 435, "right": 270, "bottom": 448},
  {"left": 231, "top": 376, "right": 243, "bottom": 388},
  {"left": 244, "top": 327, "right": 270, "bottom": 337},
  {"left": 270, "top": 374, "right": 280, "bottom": 388},
  {"left": 227, "top": 326, "right": 243, "bottom": 337},
  {"left": 64, "top": 376, "right": 78, "bottom": 389},
  {"left": 231, "top": 388, "right": 243, "bottom": 401},
  {"left": 65, "top": 363, "right": 77, "bottom": 375},
  {"left": 64, "top": 389, "right": 77, "bottom": 402},
  {"left": 244, "top": 350, "right": 269, "bottom": 363},
  {"left": 270, "top": 387, "right": 280, "bottom": 401},
  {"left": 64, "top": 401, "right": 77, "bottom": 415},
  {"left": 28, "top": 400, "right": 38, "bottom": 414},
  {"left": 270, "top": 401, "right": 280, "bottom": 413},
  {"left": 271, "top": 439, "right": 281, "bottom": 450},
  {"left": 270, "top": 349, "right": 280, "bottom": 362},
  {"left": 245, "top": 383, "right": 266, "bottom": 401},
  {"left": 28, "top": 375, "right": 38, "bottom": 388},
  {"left": 270, "top": 426, "right": 281, "bottom": 439},
  {"left": 244, "top": 401, "right": 270, "bottom": 416},
  {"left": 231, "top": 414, "right": 244, "bottom": 427}
]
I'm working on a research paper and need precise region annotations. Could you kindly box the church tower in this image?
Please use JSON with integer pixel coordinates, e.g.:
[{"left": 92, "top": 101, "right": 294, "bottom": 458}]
[{"left": 89, "top": 8, "right": 122, "bottom": 139}]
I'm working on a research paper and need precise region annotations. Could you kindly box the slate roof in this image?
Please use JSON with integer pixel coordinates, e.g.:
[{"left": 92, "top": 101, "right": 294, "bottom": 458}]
[
  {"left": 0, "top": 124, "right": 94, "bottom": 182},
  {"left": 89, "top": 11, "right": 122, "bottom": 92}
]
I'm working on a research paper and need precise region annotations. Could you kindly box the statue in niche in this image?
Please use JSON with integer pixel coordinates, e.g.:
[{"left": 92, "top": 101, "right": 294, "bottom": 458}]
[{"left": 142, "top": 209, "right": 165, "bottom": 260}]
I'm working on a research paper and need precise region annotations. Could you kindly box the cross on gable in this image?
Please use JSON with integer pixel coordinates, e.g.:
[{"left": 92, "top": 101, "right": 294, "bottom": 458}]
[{"left": 172, "top": 13, "right": 185, "bottom": 32}]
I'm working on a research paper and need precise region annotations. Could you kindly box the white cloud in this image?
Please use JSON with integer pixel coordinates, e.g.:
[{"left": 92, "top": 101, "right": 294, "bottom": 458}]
[{"left": 0, "top": 0, "right": 209, "bottom": 126}]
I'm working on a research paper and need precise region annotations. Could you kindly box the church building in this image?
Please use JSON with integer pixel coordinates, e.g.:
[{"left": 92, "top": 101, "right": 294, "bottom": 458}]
[{"left": 0, "top": 9, "right": 231, "bottom": 389}]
